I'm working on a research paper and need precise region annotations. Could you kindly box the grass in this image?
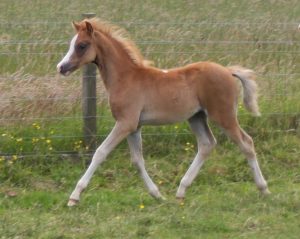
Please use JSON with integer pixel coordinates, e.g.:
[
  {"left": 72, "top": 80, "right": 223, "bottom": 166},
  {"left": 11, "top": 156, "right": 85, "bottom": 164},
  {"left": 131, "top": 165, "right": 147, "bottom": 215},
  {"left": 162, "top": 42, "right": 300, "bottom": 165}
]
[
  {"left": 1, "top": 134, "right": 300, "bottom": 238},
  {"left": 0, "top": 0, "right": 300, "bottom": 238}
]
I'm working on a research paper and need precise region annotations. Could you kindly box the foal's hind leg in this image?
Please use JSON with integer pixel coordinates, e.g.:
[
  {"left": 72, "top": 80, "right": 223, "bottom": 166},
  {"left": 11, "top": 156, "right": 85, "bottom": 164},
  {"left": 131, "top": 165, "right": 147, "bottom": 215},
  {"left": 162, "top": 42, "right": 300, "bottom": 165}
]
[
  {"left": 127, "top": 129, "right": 164, "bottom": 200},
  {"left": 224, "top": 123, "right": 270, "bottom": 195},
  {"left": 176, "top": 112, "right": 216, "bottom": 199}
]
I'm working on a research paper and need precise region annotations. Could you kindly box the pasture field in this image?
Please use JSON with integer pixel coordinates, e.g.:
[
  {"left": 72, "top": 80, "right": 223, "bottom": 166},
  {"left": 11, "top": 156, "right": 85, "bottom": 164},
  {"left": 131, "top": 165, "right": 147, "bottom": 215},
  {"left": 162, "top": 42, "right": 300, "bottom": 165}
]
[{"left": 0, "top": 0, "right": 300, "bottom": 238}]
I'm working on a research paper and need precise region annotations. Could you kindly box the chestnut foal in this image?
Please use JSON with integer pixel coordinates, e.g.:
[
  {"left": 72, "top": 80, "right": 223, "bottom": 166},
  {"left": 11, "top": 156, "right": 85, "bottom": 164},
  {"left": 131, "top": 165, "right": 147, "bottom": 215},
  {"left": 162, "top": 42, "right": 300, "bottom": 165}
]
[{"left": 57, "top": 19, "right": 270, "bottom": 206}]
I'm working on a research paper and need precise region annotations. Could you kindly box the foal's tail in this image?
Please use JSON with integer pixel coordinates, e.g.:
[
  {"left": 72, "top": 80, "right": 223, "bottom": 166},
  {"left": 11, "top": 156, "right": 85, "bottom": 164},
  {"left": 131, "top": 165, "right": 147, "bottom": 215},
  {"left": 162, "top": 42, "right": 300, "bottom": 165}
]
[{"left": 228, "top": 66, "right": 261, "bottom": 116}]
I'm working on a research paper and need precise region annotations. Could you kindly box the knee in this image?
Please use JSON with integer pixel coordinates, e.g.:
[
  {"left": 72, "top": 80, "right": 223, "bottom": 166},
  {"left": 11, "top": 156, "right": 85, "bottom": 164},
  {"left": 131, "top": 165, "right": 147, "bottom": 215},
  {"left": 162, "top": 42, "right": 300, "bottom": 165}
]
[
  {"left": 131, "top": 156, "right": 144, "bottom": 168},
  {"left": 241, "top": 144, "right": 256, "bottom": 159},
  {"left": 199, "top": 140, "right": 216, "bottom": 157}
]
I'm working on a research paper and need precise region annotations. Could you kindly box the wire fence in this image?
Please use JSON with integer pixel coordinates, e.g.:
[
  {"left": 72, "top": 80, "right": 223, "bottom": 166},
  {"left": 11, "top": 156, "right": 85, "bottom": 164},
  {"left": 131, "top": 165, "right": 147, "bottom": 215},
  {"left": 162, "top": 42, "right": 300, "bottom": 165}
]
[{"left": 0, "top": 20, "right": 299, "bottom": 159}]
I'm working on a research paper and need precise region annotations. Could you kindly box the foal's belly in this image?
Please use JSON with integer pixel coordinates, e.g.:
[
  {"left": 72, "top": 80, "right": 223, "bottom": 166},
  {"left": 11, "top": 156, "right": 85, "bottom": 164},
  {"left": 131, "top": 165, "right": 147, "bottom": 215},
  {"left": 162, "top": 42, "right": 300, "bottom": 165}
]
[
  {"left": 139, "top": 76, "right": 201, "bottom": 125},
  {"left": 139, "top": 105, "right": 202, "bottom": 125}
]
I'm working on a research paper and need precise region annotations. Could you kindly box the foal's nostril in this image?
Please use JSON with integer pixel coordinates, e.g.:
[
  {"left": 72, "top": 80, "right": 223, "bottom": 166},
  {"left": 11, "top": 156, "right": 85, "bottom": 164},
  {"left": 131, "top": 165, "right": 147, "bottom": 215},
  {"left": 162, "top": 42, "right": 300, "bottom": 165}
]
[
  {"left": 57, "top": 62, "right": 74, "bottom": 76},
  {"left": 57, "top": 63, "right": 67, "bottom": 74}
]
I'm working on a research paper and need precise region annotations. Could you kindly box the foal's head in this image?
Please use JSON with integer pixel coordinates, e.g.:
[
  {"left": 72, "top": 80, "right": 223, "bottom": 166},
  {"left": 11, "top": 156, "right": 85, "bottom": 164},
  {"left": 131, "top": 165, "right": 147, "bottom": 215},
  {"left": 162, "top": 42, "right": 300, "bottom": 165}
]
[{"left": 57, "top": 21, "right": 97, "bottom": 76}]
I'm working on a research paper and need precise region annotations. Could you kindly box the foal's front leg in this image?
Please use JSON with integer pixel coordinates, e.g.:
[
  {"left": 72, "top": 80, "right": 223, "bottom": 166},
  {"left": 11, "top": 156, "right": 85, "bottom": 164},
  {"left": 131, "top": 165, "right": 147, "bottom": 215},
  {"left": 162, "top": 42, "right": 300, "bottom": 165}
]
[
  {"left": 68, "top": 122, "right": 133, "bottom": 206},
  {"left": 127, "top": 129, "right": 165, "bottom": 200}
]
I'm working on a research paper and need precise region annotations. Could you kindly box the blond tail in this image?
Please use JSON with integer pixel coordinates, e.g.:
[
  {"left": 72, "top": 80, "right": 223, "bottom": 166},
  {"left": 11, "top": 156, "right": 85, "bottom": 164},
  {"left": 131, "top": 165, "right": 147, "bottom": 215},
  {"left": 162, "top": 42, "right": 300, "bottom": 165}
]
[{"left": 228, "top": 66, "right": 261, "bottom": 116}]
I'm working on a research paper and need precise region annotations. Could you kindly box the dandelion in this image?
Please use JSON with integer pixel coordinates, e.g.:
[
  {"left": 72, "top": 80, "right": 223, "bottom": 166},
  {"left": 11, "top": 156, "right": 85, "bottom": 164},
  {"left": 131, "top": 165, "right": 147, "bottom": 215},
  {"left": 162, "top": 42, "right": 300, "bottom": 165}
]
[
  {"left": 32, "top": 138, "right": 39, "bottom": 143},
  {"left": 12, "top": 155, "right": 18, "bottom": 161},
  {"left": 139, "top": 204, "right": 145, "bottom": 209},
  {"left": 32, "top": 122, "right": 41, "bottom": 130},
  {"left": 74, "top": 145, "right": 81, "bottom": 150},
  {"left": 46, "top": 139, "right": 51, "bottom": 144}
]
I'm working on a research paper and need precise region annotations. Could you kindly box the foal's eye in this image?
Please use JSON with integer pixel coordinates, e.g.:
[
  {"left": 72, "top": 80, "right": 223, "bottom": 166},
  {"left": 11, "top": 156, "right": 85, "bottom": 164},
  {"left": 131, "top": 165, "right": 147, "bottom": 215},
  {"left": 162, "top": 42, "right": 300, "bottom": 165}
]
[{"left": 77, "top": 43, "right": 88, "bottom": 51}]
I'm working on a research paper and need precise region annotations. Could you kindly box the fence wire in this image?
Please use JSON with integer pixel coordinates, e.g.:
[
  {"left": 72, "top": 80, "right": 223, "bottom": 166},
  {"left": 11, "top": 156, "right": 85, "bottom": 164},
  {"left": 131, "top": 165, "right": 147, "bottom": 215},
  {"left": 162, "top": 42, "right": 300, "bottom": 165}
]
[{"left": 0, "top": 21, "right": 299, "bottom": 159}]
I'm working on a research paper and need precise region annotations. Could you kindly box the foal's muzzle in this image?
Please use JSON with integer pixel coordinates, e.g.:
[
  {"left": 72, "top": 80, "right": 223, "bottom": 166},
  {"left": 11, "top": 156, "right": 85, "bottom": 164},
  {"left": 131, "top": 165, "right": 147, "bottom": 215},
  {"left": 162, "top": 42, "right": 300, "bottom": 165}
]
[{"left": 57, "top": 62, "right": 77, "bottom": 76}]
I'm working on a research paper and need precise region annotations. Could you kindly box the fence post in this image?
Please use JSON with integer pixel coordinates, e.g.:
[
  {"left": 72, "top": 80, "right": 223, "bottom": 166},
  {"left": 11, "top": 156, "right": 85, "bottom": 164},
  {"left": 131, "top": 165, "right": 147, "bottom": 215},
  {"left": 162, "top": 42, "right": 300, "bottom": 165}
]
[{"left": 82, "top": 13, "right": 97, "bottom": 150}]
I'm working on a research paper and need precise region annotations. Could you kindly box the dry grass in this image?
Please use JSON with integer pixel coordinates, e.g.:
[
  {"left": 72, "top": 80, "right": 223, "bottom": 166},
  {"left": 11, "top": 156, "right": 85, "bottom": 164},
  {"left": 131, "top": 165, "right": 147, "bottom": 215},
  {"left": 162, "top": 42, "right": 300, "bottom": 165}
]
[
  {"left": 1, "top": 1, "right": 299, "bottom": 124},
  {"left": 0, "top": 72, "right": 108, "bottom": 125}
]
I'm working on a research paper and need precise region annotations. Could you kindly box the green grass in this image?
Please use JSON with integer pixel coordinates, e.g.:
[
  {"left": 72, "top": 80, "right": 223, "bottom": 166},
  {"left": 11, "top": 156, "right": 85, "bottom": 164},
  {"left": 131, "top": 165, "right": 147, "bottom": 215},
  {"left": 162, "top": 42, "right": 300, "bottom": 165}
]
[
  {"left": 1, "top": 134, "right": 300, "bottom": 238},
  {"left": 1, "top": 0, "right": 300, "bottom": 238}
]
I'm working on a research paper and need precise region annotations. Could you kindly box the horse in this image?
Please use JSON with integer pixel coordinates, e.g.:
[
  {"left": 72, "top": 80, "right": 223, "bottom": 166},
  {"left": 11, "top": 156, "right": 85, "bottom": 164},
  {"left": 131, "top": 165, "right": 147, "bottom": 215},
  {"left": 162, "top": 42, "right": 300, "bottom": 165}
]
[{"left": 57, "top": 18, "right": 270, "bottom": 206}]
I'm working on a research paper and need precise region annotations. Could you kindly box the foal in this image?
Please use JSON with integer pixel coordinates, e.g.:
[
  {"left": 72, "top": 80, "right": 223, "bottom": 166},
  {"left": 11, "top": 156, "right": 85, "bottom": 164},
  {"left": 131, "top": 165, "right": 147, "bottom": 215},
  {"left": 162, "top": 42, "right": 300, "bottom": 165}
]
[{"left": 57, "top": 19, "right": 270, "bottom": 206}]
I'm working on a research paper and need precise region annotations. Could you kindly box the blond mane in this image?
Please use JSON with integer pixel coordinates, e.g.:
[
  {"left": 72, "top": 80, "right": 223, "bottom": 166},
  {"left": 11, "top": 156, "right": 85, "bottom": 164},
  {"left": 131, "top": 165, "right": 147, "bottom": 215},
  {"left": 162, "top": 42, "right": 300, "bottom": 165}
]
[{"left": 84, "top": 18, "right": 150, "bottom": 67}]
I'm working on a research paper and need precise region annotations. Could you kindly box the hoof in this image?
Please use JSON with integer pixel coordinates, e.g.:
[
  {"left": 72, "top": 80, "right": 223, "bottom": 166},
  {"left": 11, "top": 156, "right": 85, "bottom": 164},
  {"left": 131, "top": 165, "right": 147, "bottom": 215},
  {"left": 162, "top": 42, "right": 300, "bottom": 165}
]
[
  {"left": 176, "top": 197, "right": 184, "bottom": 207},
  {"left": 150, "top": 190, "right": 166, "bottom": 201},
  {"left": 158, "top": 195, "right": 167, "bottom": 201},
  {"left": 261, "top": 188, "right": 271, "bottom": 196},
  {"left": 151, "top": 193, "right": 166, "bottom": 201},
  {"left": 67, "top": 198, "right": 79, "bottom": 207},
  {"left": 176, "top": 197, "right": 185, "bottom": 205}
]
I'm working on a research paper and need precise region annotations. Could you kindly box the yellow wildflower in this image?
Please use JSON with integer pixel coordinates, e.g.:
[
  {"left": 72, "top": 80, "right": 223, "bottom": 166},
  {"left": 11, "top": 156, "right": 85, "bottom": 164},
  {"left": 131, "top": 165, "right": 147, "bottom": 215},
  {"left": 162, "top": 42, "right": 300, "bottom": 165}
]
[
  {"left": 32, "top": 123, "right": 41, "bottom": 130},
  {"left": 139, "top": 204, "right": 145, "bottom": 209},
  {"left": 32, "top": 138, "right": 39, "bottom": 143}
]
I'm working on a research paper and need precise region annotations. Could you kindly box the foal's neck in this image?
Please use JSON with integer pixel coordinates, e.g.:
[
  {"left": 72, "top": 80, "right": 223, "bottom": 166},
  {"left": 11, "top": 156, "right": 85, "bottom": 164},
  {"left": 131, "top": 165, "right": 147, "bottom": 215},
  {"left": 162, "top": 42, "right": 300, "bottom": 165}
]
[{"left": 93, "top": 32, "right": 138, "bottom": 90}]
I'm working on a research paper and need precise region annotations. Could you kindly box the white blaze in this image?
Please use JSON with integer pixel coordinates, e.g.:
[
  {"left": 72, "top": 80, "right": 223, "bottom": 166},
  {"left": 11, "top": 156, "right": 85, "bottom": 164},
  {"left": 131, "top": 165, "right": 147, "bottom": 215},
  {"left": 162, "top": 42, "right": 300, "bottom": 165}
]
[{"left": 57, "top": 34, "right": 78, "bottom": 72}]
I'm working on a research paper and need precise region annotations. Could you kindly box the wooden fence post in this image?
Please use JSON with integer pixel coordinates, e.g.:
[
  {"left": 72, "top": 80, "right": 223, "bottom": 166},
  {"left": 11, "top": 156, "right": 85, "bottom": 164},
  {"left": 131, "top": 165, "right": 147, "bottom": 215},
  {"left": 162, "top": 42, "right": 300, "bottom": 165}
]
[{"left": 82, "top": 13, "right": 97, "bottom": 150}]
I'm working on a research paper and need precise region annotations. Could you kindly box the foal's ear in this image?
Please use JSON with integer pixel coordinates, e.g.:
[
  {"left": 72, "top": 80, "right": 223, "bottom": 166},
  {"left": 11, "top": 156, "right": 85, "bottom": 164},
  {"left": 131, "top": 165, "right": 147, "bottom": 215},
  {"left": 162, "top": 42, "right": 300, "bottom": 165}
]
[
  {"left": 85, "top": 21, "right": 94, "bottom": 36},
  {"left": 72, "top": 21, "right": 81, "bottom": 31}
]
